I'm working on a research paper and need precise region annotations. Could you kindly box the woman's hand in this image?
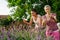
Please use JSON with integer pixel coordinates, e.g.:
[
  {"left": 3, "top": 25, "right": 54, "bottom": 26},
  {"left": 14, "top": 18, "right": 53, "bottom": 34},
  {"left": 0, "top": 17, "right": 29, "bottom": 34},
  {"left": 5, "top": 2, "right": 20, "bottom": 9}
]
[
  {"left": 23, "top": 17, "right": 33, "bottom": 25},
  {"left": 23, "top": 19, "right": 27, "bottom": 23},
  {"left": 23, "top": 19, "right": 30, "bottom": 25}
]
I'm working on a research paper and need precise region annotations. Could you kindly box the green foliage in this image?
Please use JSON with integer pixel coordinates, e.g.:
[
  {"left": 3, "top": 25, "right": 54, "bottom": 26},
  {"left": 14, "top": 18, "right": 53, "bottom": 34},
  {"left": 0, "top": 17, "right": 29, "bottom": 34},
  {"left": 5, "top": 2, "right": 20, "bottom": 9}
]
[
  {"left": 7, "top": 0, "right": 44, "bottom": 21},
  {"left": 51, "top": 0, "right": 60, "bottom": 22},
  {"left": 7, "top": 0, "right": 60, "bottom": 22},
  {"left": 0, "top": 16, "right": 13, "bottom": 26}
]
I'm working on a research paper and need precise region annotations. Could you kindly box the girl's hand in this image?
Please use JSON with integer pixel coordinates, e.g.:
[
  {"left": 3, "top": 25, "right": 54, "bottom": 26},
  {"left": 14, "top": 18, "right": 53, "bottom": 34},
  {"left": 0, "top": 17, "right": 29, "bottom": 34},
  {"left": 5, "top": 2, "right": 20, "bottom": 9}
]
[{"left": 23, "top": 19, "right": 27, "bottom": 23}]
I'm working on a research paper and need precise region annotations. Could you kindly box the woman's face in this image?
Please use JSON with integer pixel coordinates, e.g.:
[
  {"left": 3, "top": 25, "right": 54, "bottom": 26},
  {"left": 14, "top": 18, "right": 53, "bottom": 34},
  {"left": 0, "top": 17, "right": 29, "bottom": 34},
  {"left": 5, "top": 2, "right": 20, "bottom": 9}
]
[
  {"left": 44, "top": 6, "right": 51, "bottom": 13},
  {"left": 31, "top": 11, "right": 37, "bottom": 16}
]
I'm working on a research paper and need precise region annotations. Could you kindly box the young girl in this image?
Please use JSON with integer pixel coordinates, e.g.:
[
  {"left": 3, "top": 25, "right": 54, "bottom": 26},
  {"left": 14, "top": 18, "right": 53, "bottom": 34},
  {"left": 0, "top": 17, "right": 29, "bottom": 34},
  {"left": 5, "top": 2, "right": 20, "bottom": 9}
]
[
  {"left": 23, "top": 9, "right": 42, "bottom": 32},
  {"left": 23, "top": 9, "right": 42, "bottom": 40},
  {"left": 42, "top": 5, "right": 60, "bottom": 40}
]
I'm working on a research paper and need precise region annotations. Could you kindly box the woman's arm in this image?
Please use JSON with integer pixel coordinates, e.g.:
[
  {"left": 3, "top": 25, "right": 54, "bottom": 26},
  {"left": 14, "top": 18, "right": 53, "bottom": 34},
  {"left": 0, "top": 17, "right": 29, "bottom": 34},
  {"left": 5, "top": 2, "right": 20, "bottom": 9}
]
[
  {"left": 42, "top": 16, "right": 46, "bottom": 27},
  {"left": 54, "top": 14, "right": 57, "bottom": 21},
  {"left": 51, "top": 13, "right": 57, "bottom": 21},
  {"left": 23, "top": 17, "right": 33, "bottom": 25},
  {"left": 37, "top": 15, "right": 42, "bottom": 27},
  {"left": 42, "top": 19, "right": 46, "bottom": 27}
]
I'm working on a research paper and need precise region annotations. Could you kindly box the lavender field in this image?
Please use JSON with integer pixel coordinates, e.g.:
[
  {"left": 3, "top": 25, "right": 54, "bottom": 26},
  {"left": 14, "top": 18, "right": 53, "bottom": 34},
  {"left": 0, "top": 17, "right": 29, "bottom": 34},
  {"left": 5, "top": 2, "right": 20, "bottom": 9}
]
[{"left": 0, "top": 22, "right": 54, "bottom": 40}]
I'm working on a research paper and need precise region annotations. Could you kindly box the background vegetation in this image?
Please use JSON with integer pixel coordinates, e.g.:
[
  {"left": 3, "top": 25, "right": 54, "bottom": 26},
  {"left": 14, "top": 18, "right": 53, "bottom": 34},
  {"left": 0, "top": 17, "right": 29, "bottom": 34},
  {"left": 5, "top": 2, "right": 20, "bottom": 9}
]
[
  {"left": 6, "top": 0, "right": 60, "bottom": 22},
  {"left": 1, "top": 0, "right": 60, "bottom": 26}
]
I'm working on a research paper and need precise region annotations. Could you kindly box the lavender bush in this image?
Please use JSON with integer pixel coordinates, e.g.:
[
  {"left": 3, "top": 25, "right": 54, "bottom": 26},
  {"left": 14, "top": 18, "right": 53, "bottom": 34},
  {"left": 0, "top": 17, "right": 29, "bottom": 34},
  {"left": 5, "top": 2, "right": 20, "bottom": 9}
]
[{"left": 0, "top": 23, "right": 53, "bottom": 40}]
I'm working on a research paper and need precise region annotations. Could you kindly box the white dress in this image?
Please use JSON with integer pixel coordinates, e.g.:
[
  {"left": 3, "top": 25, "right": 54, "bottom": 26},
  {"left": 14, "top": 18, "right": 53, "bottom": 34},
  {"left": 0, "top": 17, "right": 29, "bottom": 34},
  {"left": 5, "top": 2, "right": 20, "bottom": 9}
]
[
  {"left": 32, "top": 15, "right": 42, "bottom": 30},
  {"left": 32, "top": 15, "right": 42, "bottom": 40}
]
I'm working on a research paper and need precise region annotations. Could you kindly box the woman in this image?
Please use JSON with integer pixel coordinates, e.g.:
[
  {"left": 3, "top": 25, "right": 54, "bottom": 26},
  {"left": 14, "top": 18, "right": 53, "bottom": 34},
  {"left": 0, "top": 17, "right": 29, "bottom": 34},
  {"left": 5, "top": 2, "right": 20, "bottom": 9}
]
[
  {"left": 23, "top": 9, "right": 42, "bottom": 32},
  {"left": 42, "top": 5, "right": 60, "bottom": 40},
  {"left": 23, "top": 9, "right": 42, "bottom": 40}
]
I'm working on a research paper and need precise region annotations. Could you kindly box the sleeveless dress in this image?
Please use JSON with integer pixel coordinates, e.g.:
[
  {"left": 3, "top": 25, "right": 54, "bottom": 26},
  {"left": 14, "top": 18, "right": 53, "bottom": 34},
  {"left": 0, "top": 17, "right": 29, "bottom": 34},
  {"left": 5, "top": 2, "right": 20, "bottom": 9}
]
[
  {"left": 32, "top": 15, "right": 42, "bottom": 40},
  {"left": 42, "top": 13, "right": 60, "bottom": 40},
  {"left": 32, "top": 15, "right": 42, "bottom": 31}
]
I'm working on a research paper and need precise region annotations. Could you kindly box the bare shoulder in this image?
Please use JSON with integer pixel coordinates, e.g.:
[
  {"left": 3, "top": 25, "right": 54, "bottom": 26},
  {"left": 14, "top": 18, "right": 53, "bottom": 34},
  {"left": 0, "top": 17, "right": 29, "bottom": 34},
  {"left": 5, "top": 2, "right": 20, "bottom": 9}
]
[
  {"left": 38, "top": 15, "right": 41, "bottom": 18},
  {"left": 42, "top": 15, "right": 46, "bottom": 19},
  {"left": 37, "top": 14, "right": 41, "bottom": 18}
]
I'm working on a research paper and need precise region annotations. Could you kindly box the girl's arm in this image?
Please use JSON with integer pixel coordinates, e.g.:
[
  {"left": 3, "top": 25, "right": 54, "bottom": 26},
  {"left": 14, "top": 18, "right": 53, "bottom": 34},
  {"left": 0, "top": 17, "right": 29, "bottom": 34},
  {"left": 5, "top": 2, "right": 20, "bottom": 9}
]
[
  {"left": 37, "top": 15, "right": 42, "bottom": 27},
  {"left": 42, "top": 16, "right": 46, "bottom": 27},
  {"left": 42, "top": 19, "right": 46, "bottom": 27},
  {"left": 54, "top": 14, "right": 57, "bottom": 21},
  {"left": 52, "top": 13, "right": 57, "bottom": 21},
  {"left": 23, "top": 17, "right": 33, "bottom": 25}
]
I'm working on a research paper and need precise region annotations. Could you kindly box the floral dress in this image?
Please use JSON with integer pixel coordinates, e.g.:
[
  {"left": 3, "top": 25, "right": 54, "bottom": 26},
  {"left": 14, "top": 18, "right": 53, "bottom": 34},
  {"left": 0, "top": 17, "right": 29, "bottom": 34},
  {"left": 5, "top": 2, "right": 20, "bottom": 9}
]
[
  {"left": 32, "top": 15, "right": 42, "bottom": 40},
  {"left": 42, "top": 13, "right": 60, "bottom": 40}
]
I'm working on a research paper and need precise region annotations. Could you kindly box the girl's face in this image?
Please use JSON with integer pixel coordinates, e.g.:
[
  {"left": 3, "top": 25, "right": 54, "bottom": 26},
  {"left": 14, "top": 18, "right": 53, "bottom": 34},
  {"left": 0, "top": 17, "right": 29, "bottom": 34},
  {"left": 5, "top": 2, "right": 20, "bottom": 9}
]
[
  {"left": 44, "top": 6, "right": 51, "bottom": 13},
  {"left": 31, "top": 11, "right": 37, "bottom": 16}
]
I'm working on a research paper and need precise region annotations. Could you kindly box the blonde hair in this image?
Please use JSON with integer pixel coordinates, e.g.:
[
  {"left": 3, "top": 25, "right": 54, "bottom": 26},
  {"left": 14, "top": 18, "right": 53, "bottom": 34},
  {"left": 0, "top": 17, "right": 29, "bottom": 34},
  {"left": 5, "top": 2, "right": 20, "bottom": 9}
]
[{"left": 44, "top": 5, "right": 51, "bottom": 9}]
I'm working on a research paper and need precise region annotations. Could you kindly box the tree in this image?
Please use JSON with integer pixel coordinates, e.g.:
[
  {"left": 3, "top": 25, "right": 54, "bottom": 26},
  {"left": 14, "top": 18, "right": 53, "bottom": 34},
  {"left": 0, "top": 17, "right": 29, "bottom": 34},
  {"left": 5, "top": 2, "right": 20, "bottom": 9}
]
[
  {"left": 7, "top": 0, "right": 60, "bottom": 22},
  {"left": 6, "top": 0, "right": 44, "bottom": 21}
]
